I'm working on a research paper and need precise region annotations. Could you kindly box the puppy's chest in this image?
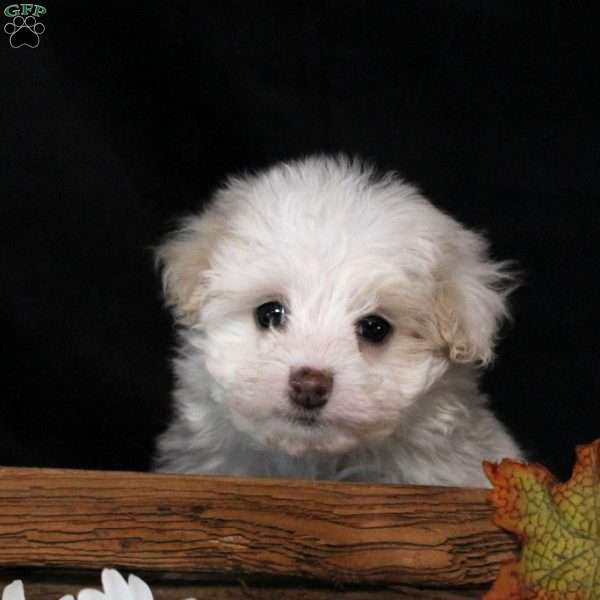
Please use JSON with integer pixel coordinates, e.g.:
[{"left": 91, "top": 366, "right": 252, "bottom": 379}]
[{"left": 227, "top": 444, "right": 398, "bottom": 483}]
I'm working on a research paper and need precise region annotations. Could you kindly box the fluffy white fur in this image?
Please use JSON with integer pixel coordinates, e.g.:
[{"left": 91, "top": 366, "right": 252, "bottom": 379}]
[{"left": 154, "top": 156, "right": 523, "bottom": 487}]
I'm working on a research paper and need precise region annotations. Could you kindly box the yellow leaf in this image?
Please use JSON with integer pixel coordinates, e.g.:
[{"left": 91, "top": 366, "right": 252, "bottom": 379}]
[{"left": 484, "top": 438, "right": 600, "bottom": 599}]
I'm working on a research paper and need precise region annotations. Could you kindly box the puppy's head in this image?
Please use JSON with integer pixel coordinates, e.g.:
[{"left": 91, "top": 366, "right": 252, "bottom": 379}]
[{"left": 158, "top": 156, "right": 516, "bottom": 456}]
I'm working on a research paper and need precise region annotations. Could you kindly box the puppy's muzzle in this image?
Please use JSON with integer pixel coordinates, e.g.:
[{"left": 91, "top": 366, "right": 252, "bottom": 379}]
[{"left": 288, "top": 367, "right": 334, "bottom": 410}]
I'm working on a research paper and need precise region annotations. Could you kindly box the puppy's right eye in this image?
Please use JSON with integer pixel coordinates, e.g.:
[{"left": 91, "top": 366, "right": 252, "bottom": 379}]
[{"left": 255, "top": 301, "right": 287, "bottom": 330}]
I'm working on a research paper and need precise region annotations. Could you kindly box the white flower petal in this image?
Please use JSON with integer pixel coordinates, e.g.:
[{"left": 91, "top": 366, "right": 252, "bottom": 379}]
[
  {"left": 59, "top": 595, "right": 76, "bottom": 600},
  {"left": 2, "top": 581, "right": 25, "bottom": 600},
  {"left": 101, "top": 570, "right": 131, "bottom": 600},
  {"left": 127, "top": 575, "right": 152, "bottom": 600},
  {"left": 78, "top": 589, "right": 107, "bottom": 600}
]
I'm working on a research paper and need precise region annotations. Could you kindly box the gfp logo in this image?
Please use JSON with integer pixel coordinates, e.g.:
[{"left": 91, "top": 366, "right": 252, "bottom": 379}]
[{"left": 4, "top": 4, "right": 46, "bottom": 48}]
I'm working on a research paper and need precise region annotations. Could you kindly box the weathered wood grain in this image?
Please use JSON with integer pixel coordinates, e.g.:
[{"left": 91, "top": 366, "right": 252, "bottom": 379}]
[{"left": 0, "top": 467, "right": 516, "bottom": 586}]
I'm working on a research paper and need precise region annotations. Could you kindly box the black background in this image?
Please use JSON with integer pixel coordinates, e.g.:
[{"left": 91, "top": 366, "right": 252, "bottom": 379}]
[{"left": 2, "top": 2, "right": 598, "bottom": 480}]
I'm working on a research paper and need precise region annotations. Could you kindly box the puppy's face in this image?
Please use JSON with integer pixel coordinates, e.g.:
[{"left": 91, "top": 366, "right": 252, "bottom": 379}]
[
  {"left": 199, "top": 247, "right": 449, "bottom": 456},
  {"left": 160, "top": 158, "right": 512, "bottom": 456}
]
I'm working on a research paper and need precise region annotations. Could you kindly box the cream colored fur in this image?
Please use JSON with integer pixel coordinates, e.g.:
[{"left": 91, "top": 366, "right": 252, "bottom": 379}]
[{"left": 154, "top": 156, "right": 522, "bottom": 486}]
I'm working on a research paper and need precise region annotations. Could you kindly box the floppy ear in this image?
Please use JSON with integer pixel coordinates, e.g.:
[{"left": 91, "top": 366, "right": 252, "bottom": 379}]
[
  {"left": 434, "top": 234, "right": 518, "bottom": 366},
  {"left": 155, "top": 213, "right": 225, "bottom": 325}
]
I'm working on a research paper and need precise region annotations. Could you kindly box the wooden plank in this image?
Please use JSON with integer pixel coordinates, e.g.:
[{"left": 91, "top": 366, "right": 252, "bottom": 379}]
[{"left": 0, "top": 467, "right": 516, "bottom": 586}]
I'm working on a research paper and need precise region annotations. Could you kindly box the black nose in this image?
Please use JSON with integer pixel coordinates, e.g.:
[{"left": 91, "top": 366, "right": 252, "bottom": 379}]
[{"left": 288, "top": 367, "right": 333, "bottom": 410}]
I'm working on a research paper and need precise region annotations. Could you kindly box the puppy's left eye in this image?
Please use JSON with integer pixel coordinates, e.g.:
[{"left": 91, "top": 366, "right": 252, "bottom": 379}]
[
  {"left": 356, "top": 315, "right": 392, "bottom": 344},
  {"left": 255, "top": 301, "right": 287, "bottom": 330}
]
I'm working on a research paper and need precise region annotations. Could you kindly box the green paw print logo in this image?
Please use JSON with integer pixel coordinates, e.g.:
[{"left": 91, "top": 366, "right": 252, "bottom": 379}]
[{"left": 3, "top": 4, "right": 46, "bottom": 48}]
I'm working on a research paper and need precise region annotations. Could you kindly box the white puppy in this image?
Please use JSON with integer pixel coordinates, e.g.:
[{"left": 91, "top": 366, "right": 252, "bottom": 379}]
[{"left": 154, "top": 156, "right": 523, "bottom": 487}]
